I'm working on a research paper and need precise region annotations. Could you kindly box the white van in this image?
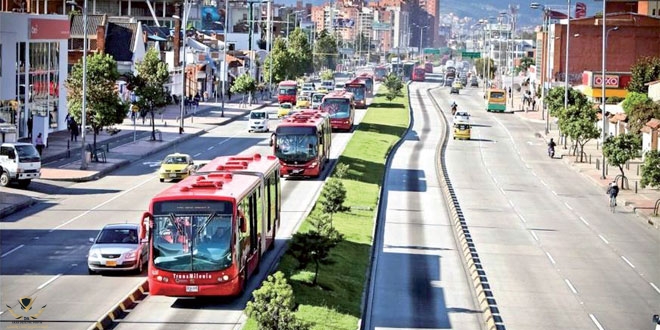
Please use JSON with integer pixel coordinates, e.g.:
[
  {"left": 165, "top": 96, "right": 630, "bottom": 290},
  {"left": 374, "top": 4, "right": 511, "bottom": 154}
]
[
  {"left": 248, "top": 109, "right": 269, "bottom": 133},
  {"left": 0, "top": 142, "right": 41, "bottom": 187}
]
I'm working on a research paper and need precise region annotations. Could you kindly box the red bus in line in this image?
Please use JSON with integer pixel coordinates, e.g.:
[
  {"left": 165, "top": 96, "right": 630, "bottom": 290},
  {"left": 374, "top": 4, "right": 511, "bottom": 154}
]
[
  {"left": 320, "top": 91, "right": 355, "bottom": 132},
  {"left": 424, "top": 61, "right": 434, "bottom": 73},
  {"left": 412, "top": 66, "right": 426, "bottom": 82},
  {"left": 356, "top": 73, "right": 374, "bottom": 97},
  {"left": 344, "top": 78, "right": 367, "bottom": 109},
  {"left": 271, "top": 111, "right": 332, "bottom": 178},
  {"left": 278, "top": 80, "right": 298, "bottom": 105},
  {"left": 143, "top": 153, "right": 281, "bottom": 297},
  {"left": 374, "top": 66, "right": 388, "bottom": 82}
]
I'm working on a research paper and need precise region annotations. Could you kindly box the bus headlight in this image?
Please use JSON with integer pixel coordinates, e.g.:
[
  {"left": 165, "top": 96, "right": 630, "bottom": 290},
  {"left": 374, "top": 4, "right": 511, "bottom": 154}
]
[
  {"left": 156, "top": 275, "right": 169, "bottom": 283},
  {"left": 217, "top": 275, "right": 230, "bottom": 282}
]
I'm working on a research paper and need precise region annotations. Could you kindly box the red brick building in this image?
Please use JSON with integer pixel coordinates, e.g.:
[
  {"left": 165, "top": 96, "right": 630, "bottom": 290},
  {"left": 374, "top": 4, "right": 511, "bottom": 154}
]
[{"left": 548, "top": 13, "right": 660, "bottom": 85}]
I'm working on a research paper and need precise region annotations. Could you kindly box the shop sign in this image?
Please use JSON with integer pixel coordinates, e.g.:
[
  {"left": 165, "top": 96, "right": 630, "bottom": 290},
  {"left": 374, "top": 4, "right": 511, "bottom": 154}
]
[
  {"left": 29, "top": 19, "right": 70, "bottom": 40},
  {"left": 592, "top": 74, "right": 620, "bottom": 88}
]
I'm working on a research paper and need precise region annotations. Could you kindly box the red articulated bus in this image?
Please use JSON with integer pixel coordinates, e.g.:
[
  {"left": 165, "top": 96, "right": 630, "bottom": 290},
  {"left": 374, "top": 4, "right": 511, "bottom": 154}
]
[
  {"left": 424, "top": 61, "right": 433, "bottom": 73},
  {"left": 320, "top": 90, "right": 355, "bottom": 132},
  {"left": 356, "top": 73, "right": 374, "bottom": 97},
  {"left": 344, "top": 79, "right": 367, "bottom": 109},
  {"left": 374, "top": 66, "right": 388, "bottom": 82},
  {"left": 271, "top": 111, "right": 332, "bottom": 178},
  {"left": 278, "top": 80, "right": 298, "bottom": 105},
  {"left": 143, "top": 153, "right": 281, "bottom": 297},
  {"left": 412, "top": 66, "right": 426, "bottom": 82}
]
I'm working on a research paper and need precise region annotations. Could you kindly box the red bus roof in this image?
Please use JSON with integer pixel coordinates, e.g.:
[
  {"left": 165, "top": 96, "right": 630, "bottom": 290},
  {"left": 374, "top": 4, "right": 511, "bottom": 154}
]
[
  {"left": 277, "top": 111, "right": 328, "bottom": 128},
  {"left": 358, "top": 72, "right": 373, "bottom": 78},
  {"left": 346, "top": 78, "right": 365, "bottom": 86},
  {"left": 153, "top": 154, "right": 278, "bottom": 201},
  {"left": 278, "top": 80, "right": 298, "bottom": 86}
]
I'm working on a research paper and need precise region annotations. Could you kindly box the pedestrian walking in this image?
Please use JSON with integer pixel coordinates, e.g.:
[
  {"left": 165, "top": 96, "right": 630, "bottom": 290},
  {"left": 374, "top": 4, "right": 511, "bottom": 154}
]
[
  {"left": 70, "top": 117, "right": 79, "bottom": 142},
  {"left": 35, "top": 133, "right": 45, "bottom": 156},
  {"left": 27, "top": 115, "right": 33, "bottom": 139}
]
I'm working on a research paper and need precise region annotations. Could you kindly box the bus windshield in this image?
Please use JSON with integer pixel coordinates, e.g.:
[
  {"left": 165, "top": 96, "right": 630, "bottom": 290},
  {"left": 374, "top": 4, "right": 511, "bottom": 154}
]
[
  {"left": 345, "top": 86, "right": 365, "bottom": 100},
  {"left": 489, "top": 92, "right": 505, "bottom": 99},
  {"left": 275, "top": 126, "right": 319, "bottom": 162},
  {"left": 151, "top": 200, "right": 233, "bottom": 272},
  {"left": 375, "top": 67, "right": 387, "bottom": 78},
  {"left": 321, "top": 99, "right": 351, "bottom": 118},
  {"left": 279, "top": 87, "right": 296, "bottom": 95}
]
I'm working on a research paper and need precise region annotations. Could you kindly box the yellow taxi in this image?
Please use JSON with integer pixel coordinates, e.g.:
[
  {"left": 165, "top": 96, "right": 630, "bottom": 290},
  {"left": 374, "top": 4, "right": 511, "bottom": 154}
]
[
  {"left": 316, "top": 87, "right": 329, "bottom": 94},
  {"left": 297, "top": 96, "right": 311, "bottom": 109},
  {"left": 159, "top": 153, "right": 195, "bottom": 182},
  {"left": 453, "top": 123, "right": 471, "bottom": 140},
  {"left": 278, "top": 102, "right": 294, "bottom": 118},
  {"left": 452, "top": 80, "right": 463, "bottom": 89}
]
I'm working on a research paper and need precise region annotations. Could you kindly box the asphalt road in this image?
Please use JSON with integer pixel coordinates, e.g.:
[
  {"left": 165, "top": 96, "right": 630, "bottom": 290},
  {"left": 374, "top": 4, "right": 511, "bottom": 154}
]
[
  {"left": 363, "top": 78, "right": 482, "bottom": 330},
  {"left": 0, "top": 91, "right": 373, "bottom": 329},
  {"left": 439, "top": 81, "right": 660, "bottom": 329}
]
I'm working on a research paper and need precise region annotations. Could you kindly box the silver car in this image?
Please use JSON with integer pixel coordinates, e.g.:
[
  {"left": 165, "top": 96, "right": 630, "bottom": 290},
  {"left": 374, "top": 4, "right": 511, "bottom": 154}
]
[{"left": 87, "top": 223, "right": 148, "bottom": 275}]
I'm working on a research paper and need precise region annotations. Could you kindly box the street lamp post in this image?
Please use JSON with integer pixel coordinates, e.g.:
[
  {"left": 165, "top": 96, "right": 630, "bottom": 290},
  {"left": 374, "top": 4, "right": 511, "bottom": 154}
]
[
  {"left": 173, "top": 0, "right": 191, "bottom": 132},
  {"left": 412, "top": 24, "right": 428, "bottom": 61},
  {"left": 221, "top": 0, "right": 229, "bottom": 116},
  {"left": 67, "top": 0, "right": 88, "bottom": 169},
  {"left": 601, "top": 23, "right": 618, "bottom": 178}
]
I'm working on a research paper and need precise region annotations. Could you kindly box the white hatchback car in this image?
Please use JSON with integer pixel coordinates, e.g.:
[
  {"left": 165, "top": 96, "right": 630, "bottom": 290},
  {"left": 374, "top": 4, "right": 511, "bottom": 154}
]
[
  {"left": 248, "top": 109, "right": 270, "bottom": 132},
  {"left": 454, "top": 111, "right": 470, "bottom": 124}
]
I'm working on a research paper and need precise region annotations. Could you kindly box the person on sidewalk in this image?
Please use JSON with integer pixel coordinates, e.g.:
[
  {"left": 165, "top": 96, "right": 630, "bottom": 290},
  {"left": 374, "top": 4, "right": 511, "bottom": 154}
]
[
  {"left": 27, "top": 115, "right": 33, "bottom": 139},
  {"left": 547, "top": 138, "right": 557, "bottom": 158},
  {"left": 70, "top": 117, "right": 79, "bottom": 142},
  {"left": 35, "top": 133, "right": 45, "bottom": 156}
]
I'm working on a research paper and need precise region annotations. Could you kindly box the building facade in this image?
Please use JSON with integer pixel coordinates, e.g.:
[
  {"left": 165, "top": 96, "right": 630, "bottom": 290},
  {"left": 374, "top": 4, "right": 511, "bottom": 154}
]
[{"left": 0, "top": 13, "right": 70, "bottom": 143}]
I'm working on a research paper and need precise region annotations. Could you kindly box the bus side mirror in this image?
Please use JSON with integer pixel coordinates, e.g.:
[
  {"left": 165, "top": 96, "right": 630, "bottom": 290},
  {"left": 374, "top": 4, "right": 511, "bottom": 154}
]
[
  {"left": 141, "top": 212, "right": 153, "bottom": 240},
  {"left": 269, "top": 133, "right": 276, "bottom": 147}
]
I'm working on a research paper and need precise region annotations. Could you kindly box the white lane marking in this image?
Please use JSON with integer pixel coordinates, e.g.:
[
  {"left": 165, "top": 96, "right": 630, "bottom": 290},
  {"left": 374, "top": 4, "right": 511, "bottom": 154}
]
[
  {"left": 530, "top": 231, "right": 539, "bottom": 241},
  {"left": 589, "top": 314, "right": 605, "bottom": 330},
  {"left": 194, "top": 152, "right": 202, "bottom": 157},
  {"left": 1, "top": 244, "right": 25, "bottom": 258},
  {"left": 518, "top": 214, "right": 527, "bottom": 223},
  {"left": 546, "top": 251, "right": 556, "bottom": 264},
  {"left": 540, "top": 179, "right": 548, "bottom": 186},
  {"left": 493, "top": 177, "right": 498, "bottom": 184},
  {"left": 551, "top": 190, "right": 558, "bottom": 196},
  {"left": 37, "top": 274, "right": 62, "bottom": 290},
  {"left": 579, "top": 216, "right": 590, "bottom": 226},
  {"left": 564, "top": 279, "right": 578, "bottom": 294},
  {"left": 50, "top": 176, "right": 155, "bottom": 232},
  {"left": 531, "top": 171, "right": 537, "bottom": 177},
  {"left": 207, "top": 146, "right": 215, "bottom": 150},
  {"left": 650, "top": 283, "right": 660, "bottom": 295},
  {"left": 621, "top": 256, "right": 635, "bottom": 269},
  {"left": 564, "top": 202, "right": 573, "bottom": 210},
  {"left": 598, "top": 234, "right": 609, "bottom": 244},
  {"left": 509, "top": 200, "right": 515, "bottom": 208}
]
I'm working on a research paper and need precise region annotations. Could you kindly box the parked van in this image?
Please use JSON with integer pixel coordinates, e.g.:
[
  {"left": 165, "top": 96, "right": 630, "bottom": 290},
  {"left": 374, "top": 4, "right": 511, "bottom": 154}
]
[
  {"left": 0, "top": 142, "right": 41, "bottom": 187},
  {"left": 247, "top": 109, "right": 270, "bottom": 133}
]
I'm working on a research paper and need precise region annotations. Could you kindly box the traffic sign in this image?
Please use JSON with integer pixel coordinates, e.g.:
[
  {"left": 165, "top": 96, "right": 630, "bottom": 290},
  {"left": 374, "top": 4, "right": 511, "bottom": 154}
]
[
  {"left": 461, "top": 51, "right": 481, "bottom": 58},
  {"left": 424, "top": 48, "right": 440, "bottom": 55}
]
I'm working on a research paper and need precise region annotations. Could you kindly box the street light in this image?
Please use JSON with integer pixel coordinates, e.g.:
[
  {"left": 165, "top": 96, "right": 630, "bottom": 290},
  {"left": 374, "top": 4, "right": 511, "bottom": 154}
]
[
  {"left": 66, "top": 0, "right": 88, "bottom": 170},
  {"left": 563, "top": 0, "right": 572, "bottom": 130},
  {"left": 286, "top": 10, "right": 303, "bottom": 38},
  {"left": 601, "top": 24, "right": 619, "bottom": 179},
  {"left": 530, "top": 2, "right": 551, "bottom": 133},
  {"left": 412, "top": 23, "right": 429, "bottom": 61}
]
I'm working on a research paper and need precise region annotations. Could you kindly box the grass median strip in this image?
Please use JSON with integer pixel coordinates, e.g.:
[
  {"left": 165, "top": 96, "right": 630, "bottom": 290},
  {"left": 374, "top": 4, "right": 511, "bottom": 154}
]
[{"left": 244, "top": 86, "right": 410, "bottom": 330}]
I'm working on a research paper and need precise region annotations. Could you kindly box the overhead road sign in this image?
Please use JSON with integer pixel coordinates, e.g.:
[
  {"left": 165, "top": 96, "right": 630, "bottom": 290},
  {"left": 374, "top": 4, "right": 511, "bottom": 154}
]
[{"left": 461, "top": 51, "right": 481, "bottom": 58}]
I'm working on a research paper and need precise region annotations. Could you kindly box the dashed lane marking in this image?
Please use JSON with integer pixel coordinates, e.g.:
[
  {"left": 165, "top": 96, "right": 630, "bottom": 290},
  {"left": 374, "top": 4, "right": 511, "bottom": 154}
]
[
  {"left": 37, "top": 274, "right": 62, "bottom": 290},
  {"left": 1, "top": 244, "right": 24, "bottom": 258}
]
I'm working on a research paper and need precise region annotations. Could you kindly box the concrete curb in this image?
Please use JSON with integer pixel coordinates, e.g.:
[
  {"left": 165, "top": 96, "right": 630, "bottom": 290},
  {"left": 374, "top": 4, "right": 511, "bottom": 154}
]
[
  {"left": 0, "top": 197, "right": 38, "bottom": 219},
  {"left": 534, "top": 130, "right": 659, "bottom": 228},
  {"left": 87, "top": 280, "right": 149, "bottom": 330},
  {"left": 429, "top": 88, "right": 505, "bottom": 330}
]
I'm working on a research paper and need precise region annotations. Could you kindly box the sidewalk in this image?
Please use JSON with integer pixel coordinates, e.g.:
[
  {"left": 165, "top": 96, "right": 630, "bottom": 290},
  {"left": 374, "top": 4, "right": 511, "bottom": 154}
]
[
  {"left": 511, "top": 99, "right": 660, "bottom": 228},
  {"left": 0, "top": 95, "right": 274, "bottom": 218}
]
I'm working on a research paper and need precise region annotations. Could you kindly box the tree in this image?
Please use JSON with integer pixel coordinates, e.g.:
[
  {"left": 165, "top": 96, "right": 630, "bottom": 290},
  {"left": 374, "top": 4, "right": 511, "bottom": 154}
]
[
  {"left": 545, "top": 86, "right": 590, "bottom": 118},
  {"left": 263, "top": 37, "right": 291, "bottom": 83},
  {"left": 622, "top": 92, "right": 651, "bottom": 115},
  {"left": 230, "top": 73, "right": 257, "bottom": 101},
  {"left": 602, "top": 133, "right": 641, "bottom": 181},
  {"left": 474, "top": 57, "right": 496, "bottom": 79},
  {"left": 518, "top": 57, "right": 535, "bottom": 72},
  {"left": 288, "top": 213, "right": 343, "bottom": 285},
  {"left": 320, "top": 178, "right": 347, "bottom": 221},
  {"left": 319, "top": 69, "right": 334, "bottom": 81},
  {"left": 246, "top": 272, "right": 309, "bottom": 330},
  {"left": 314, "top": 30, "right": 338, "bottom": 71},
  {"left": 558, "top": 103, "right": 600, "bottom": 162},
  {"left": 65, "top": 53, "right": 127, "bottom": 149},
  {"left": 288, "top": 28, "right": 313, "bottom": 77},
  {"left": 627, "top": 56, "right": 660, "bottom": 94},
  {"left": 130, "top": 48, "right": 170, "bottom": 140},
  {"left": 384, "top": 73, "right": 404, "bottom": 101},
  {"left": 640, "top": 150, "right": 660, "bottom": 189},
  {"left": 627, "top": 101, "right": 660, "bottom": 135}
]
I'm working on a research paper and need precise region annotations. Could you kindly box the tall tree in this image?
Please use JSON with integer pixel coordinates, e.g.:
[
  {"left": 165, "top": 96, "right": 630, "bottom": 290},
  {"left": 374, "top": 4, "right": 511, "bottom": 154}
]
[
  {"left": 602, "top": 133, "right": 642, "bottom": 180},
  {"left": 288, "top": 27, "right": 313, "bottom": 77},
  {"left": 640, "top": 150, "right": 660, "bottom": 189},
  {"left": 263, "top": 37, "right": 291, "bottom": 83},
  {"left": 131, "top": 48, "right": 170, "bottom": 140},
  {"left": 627, "top": 101, "right": 660, "bottom": 135},
  {"left": 230, "top": 73, "right": 257, "bottom": 102},
  {"left": 474, "top": 57, "right": 496, "bottom": 79},
  {"left": 627, "top": 56, "right": 660, "bottom": 94},
  {"left": 558, "top": 103, "right": 601, "bottom": 162},
  {"left": 65, "top": 53, "right": 127, "bottom": 149},
  {"left": 313, "top": 30, "right": 338, "bottom": 71},
  {"left": 546, "top": 86, "right": 590, "bottom": 118}
]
